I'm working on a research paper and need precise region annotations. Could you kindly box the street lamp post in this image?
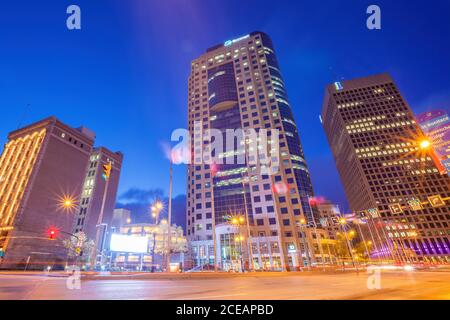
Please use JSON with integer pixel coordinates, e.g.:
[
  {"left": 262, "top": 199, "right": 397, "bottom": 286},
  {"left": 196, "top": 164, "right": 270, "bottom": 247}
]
[
  {"left": 299, "top": 218, "right": 311, "bottom": 271},
  {"left": 150, "top": 201, "right": 163, "bottom": 272}
]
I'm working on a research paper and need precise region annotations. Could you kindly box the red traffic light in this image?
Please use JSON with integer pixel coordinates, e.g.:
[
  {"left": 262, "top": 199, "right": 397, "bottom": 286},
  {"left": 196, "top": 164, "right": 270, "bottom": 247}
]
[{"left": 47, "top": 227, "right": 59, "bottom": 240}]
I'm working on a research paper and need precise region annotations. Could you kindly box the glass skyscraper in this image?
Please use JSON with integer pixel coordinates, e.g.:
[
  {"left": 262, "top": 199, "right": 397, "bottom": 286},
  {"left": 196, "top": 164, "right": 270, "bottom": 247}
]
[{"left": 186, "top": 32, "right": 319, "bottom": 271}]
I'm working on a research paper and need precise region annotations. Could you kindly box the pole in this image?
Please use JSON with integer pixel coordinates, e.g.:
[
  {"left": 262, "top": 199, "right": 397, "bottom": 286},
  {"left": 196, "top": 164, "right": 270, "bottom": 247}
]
[
  {"left": 300, "top": 225, "right": 311, "bottom": 270},
  {"left": 313, "top": 225, "right": 326, "bottom": 271},
  {"left": 241, "top": 177, "right": 254, "bottom": 271},
  {"left": 211, "top": 166, "right": 218, "bottom": 273},
  {"left": 356, "top": 221, "right": 371, "bottom": 263},
  {"left": 90, "top": 167, "right": 110, "bottom": 271},
  {"left": 166, "top": 160, "right": 173, "bottom": 272}
]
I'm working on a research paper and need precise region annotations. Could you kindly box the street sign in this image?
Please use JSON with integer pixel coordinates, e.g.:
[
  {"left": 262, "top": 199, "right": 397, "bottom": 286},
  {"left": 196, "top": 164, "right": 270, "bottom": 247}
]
[{"left": 428, "top": 195, "right": 445, "bottom": 208}]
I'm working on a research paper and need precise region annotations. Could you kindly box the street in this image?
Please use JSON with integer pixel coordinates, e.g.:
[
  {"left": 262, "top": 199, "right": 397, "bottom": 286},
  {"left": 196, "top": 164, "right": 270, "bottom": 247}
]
[{"left": 0, "top": 270, "right": 449, "bottom": 300}]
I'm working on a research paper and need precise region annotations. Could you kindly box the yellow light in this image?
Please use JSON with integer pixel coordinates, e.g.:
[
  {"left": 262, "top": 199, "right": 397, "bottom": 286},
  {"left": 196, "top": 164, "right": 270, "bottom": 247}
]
[
  {"left": 239, "top": 216, "right": 245, "bottom": 224},
  {"left": 349, "top": 230, "right": 355, "bottom": 236},
  {"left": 126, "top": 218, "right": 131, "bottom": 224},
  {"left": 419, "top": 140, "right": 431, "bottom": 150},
  {"left": 339, "top": 218, "right": 347, "bottom": 225},
  {"left": 300, "top": 218, "right": 306, "bottom": 225},
  {"left": 64, "top": 199, "right": 73, "bottom": 208},
  {"left": 156, "top": 201, "right": 163, "bottom": 210},
  {"left": 231, "top": 218, "right": 239, "bottom": 225}
]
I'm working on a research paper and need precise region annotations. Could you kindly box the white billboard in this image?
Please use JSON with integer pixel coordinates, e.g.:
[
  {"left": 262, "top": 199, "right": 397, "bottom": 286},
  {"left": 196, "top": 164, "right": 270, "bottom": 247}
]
[{"left": 110, "top": 234, "right": 149, "bottom": 253}]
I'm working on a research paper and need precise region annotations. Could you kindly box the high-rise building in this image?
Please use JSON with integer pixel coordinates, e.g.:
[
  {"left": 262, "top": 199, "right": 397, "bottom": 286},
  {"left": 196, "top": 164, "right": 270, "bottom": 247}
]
[
  {"left": 0, "top": 117, "right": 95, "bottom": 269},
  {"left": 72, "top": 147, "right": 123, "bottom": 263},
  {"left": 417, "top": 110, "right": 450, "bottom": 175},
  {"left": 0, "top": 117, "right": 123, "bottom": 270},
  {"left": 187, "top": 32, "right": 319, "bottom": 271},
  {"left": 321, "top": 73, "right": 450, "bottom": 262}
]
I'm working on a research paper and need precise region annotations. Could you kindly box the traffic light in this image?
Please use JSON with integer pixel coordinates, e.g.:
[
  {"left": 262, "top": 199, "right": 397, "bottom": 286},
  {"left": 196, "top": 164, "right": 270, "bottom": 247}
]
[
  {"left": 102, "top": 162, "right": 112, "bottom": 181},
  {"left": 47, "top": 227, "right": 59, "bottom": 240}
]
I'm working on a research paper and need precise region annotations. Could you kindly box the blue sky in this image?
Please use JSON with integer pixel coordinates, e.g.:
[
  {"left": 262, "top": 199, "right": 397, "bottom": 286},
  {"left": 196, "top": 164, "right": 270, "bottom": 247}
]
[{"left": 1, "top": 0, "right": 449, "bottom": 211}]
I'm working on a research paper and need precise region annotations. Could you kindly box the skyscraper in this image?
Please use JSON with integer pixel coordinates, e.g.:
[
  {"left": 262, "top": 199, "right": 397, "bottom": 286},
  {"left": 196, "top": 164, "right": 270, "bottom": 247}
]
[
  {"left": 321, "top": 74, "right": 450, "bottom": 262},
  {"left": 0, "top": 117, "right": 95, "bottom": 269},
  {"left": 417, "top": 110, "right": 450, "bottom": 176},
  {"left": 187, "top": 32, "right": 318, "bottom": 271}
]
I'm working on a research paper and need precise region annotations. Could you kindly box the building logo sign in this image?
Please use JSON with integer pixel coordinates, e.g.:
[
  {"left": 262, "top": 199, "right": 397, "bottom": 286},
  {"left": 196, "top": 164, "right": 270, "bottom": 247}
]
[
  {"left": 334, "top": 82, "right": 344, "bottom": 91},
  {"left": 407, "top": 198, "right": 423, "bottom": 211},
  {"left": 224, "top": 34, "right": 250, "bottom": 47},
  {"left": 287, "top": 244, "right": 296, "bottom": 253},
  {"left": 428, "top": 195, "right": 445, "bottom": 208},
  {"left": 389, "top": 204, "right": 403, "bottom": 214}
]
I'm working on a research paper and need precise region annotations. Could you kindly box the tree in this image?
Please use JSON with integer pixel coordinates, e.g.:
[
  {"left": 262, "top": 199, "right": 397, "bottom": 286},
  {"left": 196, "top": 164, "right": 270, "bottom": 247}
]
[{"left": 63, "top": 232, "right": 94, "bottom": 263}]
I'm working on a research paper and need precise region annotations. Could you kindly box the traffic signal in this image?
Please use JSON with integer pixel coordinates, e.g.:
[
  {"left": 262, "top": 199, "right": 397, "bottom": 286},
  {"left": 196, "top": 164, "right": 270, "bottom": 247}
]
[
  {"left": 102, "top": 162, "right": 112, "bottom": 181},
  {"left": 47, "top": 227, "right": 59, "bottom": 240}
]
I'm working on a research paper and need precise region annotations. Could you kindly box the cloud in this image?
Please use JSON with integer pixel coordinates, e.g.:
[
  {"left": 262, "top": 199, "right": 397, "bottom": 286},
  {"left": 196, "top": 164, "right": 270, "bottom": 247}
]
[{"left": 119, "top": 188, "right": 164, "bottom": 204}]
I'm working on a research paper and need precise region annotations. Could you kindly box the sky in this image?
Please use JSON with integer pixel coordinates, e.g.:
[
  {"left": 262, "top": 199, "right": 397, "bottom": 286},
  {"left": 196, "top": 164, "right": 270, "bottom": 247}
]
[{"left": 1, "top": 0, "right": 450, "bottom": 213}]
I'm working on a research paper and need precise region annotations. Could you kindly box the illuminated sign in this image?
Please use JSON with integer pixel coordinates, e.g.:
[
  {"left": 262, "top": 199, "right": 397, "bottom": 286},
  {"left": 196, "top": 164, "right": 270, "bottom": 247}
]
[
  {"left": 428, "top": 195, "right": 445, "bottom": 208},
  {"left": 389, "top": 204, "right": 403, "bottom": 214},
  {"left": 334, "top": 82, "right": 344, "bottom": 91},
  {"left": 287, "top": 244, "right": 296, "bottom": 253},
  {"left": 224, "top": 34, "right": 250, "bottom": 47},
  {"left": 367, "top": 208, "right": 380, "bottom": 218},
  {"left": 110, "top": 234, "right": 149, "bottom": 253},
  {"left": 407, "top": 198, "right": 423, "bottom": 211}
]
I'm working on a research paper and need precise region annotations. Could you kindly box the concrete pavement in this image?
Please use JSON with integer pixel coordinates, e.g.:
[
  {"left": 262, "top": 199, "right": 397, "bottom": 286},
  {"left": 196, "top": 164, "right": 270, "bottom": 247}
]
[{"left": 0, "top": 270, "right": 449, "bottom": 300}]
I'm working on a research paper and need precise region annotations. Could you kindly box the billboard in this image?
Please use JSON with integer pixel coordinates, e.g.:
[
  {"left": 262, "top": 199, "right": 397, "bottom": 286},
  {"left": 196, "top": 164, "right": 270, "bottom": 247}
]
[{"left": 110, "top": 234, "right": 149, "bottom": 253}]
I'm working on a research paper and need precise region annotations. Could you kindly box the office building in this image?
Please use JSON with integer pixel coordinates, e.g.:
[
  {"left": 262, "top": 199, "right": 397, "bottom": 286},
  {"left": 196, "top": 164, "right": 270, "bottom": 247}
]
[
  {"left": 187, "top": 32, "right": 320, "bottom": 271},
  {"left": 72, "top": 147, "right": 123, "bottom": 264},
  {"left": 0, "top": 117, "right": 95, "bottom": 269},
  {"left": 321, "top": 74, "right": 450, "bottom": 262}
]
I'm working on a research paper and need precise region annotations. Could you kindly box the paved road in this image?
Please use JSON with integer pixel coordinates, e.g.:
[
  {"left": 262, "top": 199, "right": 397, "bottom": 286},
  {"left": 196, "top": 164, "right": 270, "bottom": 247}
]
[{"left": 0, "top": 270, "right": 449, "bottom": 300}]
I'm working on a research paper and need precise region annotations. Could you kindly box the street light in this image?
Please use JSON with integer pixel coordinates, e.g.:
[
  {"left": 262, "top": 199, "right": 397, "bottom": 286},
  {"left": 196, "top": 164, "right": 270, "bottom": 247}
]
[{"left": 419, "top": 139, "right": 431, "bottom": 150}]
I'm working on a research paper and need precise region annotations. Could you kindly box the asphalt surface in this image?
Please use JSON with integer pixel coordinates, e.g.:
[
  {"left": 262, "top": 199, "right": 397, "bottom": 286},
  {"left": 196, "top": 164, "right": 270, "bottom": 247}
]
[{"left": 0, "top": 270, "right": 449, "bottom": 300}]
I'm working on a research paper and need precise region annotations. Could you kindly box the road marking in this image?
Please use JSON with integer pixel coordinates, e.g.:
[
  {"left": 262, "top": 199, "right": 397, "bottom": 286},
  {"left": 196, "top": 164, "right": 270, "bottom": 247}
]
[{"left": 177, "top": 293, "right": 247, "bottom": 300}]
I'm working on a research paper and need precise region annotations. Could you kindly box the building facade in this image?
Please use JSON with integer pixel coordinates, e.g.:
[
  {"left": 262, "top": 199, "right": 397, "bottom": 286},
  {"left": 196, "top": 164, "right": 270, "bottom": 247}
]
[
  {"left": 187, "top": 32, "right": 320, "bottom": 271},
  {"left": 0, "top": 117, "right": 95, "bottom": 269},
  {"left": 72, "top": 147, "right": 123, "bottom": 264},
  {"left": 315, "top": 201, "right": 341, "bottom": 240},
  {"left": 417, "top": 110, "right": 450, "bottom": 176},
  {"left": 321, "top": 74, "right": 450, "bottom": 262}
]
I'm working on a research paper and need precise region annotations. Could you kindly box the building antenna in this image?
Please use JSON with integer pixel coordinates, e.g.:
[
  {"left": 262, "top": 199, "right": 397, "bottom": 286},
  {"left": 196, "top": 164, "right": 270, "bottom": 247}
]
[{"left": 18, "top": 103, "right": 31, "bottom": 129}]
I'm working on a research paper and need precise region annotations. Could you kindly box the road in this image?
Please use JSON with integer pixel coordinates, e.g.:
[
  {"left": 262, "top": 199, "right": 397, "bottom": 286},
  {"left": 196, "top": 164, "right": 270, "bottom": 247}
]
[{"left": 0, "top": 270, "right": 449, "bottom": 300}]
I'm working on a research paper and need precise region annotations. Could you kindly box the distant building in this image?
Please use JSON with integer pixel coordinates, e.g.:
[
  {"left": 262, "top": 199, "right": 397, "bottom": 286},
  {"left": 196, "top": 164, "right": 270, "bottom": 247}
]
[
  {"left": 417, "top": 110, "right": 450, "bottom": 175},
  {"left": 0, "top": 117, "right": 95, "bottom": 269},
  {"left": 111, "top": 208, "right": 131, "bottom": 232},
  {"left": 315, "top": 201, "right": 341, "bottom": 240},
  {"left": 321, "top": 74, "right": 450, "bottom": 262}
]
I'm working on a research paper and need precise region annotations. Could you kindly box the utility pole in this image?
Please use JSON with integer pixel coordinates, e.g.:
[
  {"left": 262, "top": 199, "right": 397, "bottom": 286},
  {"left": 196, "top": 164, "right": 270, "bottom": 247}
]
[
  {"left": 166, "top": 159, "right": 173, "bottom": 272},
  {"left": 90, "top": 162, "right": 112, "bottom": 271}
]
